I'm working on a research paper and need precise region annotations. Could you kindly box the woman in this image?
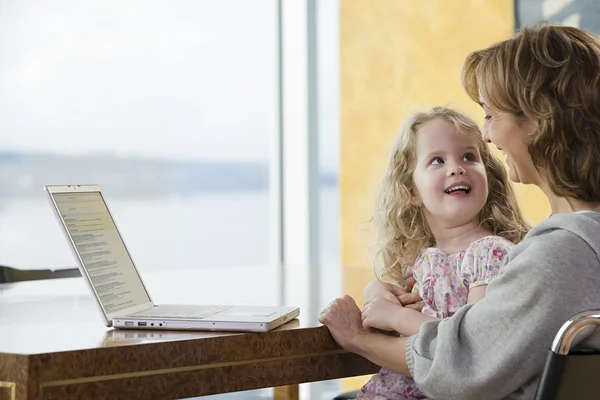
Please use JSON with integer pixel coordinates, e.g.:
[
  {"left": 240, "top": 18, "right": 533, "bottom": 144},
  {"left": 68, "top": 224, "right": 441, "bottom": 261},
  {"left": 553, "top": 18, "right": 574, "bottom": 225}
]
[{"left": 320, "top": 23, "right": 600, "bottom": 400}]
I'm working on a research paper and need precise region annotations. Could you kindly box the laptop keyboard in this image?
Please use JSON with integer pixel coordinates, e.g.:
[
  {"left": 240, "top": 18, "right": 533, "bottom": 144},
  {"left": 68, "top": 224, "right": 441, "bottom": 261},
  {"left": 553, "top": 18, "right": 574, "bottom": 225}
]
[{"left": 130, "top": 304, "right": 231, "bottom": 319}]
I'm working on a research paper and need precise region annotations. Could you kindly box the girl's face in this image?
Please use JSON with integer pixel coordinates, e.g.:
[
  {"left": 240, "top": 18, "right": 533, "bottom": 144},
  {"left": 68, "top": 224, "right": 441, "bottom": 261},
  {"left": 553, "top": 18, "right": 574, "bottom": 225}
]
[
  {"left": 479, "top": 97, "right": 540, "bottom": 185},
  {"left": 411, "top": 118, "right": 489, "bottom": 228}
]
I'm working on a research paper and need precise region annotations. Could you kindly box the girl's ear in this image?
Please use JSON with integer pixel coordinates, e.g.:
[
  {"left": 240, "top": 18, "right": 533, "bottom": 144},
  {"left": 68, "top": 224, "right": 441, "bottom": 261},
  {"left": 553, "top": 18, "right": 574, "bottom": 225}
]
[{"left": 409, "top": 186, "right": 422, "bottom": 207}]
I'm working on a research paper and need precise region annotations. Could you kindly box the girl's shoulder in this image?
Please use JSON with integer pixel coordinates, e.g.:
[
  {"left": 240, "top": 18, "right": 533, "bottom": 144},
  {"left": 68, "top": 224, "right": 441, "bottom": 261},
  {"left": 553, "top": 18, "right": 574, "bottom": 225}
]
[
  {"left": 420, "top": 236, "right": 514, "bottom": 259},
  {"left": 464, "top": 235, "right": 515, "bottom": 259},
  {"left": 468, "top": 235, "right": 515, "bottom": 250}
]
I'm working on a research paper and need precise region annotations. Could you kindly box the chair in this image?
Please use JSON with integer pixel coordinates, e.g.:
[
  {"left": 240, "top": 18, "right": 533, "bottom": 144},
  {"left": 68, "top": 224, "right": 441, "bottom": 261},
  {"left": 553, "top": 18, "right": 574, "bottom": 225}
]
[
  {"left": 534, "top": 309, "right": 600, "bottom": 400},
  {"left": 333, "top": 391, "right": 359, "bottom": 400},
  {"left": 0, "top": 265, "right": 80, "bottom": 284}
]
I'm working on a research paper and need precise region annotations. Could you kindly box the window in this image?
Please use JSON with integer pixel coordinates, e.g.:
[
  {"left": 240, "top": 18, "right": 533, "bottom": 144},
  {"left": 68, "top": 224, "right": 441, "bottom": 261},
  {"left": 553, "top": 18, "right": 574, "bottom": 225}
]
[
  {"left": 0, "top": 1, "right": 342, "bottom": 398},
  {"left": 515, "top": 0, "right": 600, "bottom": 33},
  {"left": 0, "top": 0, "right": 279, "bottom": 303}
]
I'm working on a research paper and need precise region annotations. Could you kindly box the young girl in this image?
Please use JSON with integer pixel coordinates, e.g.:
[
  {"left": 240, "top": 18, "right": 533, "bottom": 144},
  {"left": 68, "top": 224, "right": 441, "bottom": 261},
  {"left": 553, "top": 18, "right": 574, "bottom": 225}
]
[{"left": 357, "top": 107, "right": 530, "bottom": 399}]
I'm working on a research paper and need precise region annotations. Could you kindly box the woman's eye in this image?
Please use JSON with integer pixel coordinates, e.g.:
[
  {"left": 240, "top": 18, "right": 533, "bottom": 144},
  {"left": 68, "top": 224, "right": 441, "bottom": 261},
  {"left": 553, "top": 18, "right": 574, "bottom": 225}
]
[
  {"left": 484, "top": 115, "right": 492, "bottom": 121},
  {"left": 463, "top": 153, "right": 476, "bottom": 162},
  {"left": 431, "top": 157, "right": 444, "bottom": 165}
]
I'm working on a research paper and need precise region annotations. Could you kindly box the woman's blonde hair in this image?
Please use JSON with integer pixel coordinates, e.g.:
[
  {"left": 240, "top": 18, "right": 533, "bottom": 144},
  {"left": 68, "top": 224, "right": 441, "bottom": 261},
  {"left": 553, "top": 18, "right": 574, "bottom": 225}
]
[
  {"left": 374, "top": 107, "right": 529, "bottom": 284},
  {"left": 462, "top": 23, "right": 600, "bottom": 202}
]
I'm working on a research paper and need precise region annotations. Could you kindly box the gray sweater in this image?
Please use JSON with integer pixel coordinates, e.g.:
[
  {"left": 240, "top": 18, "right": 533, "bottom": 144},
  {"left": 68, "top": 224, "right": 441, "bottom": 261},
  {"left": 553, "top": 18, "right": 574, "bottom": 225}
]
[{"left": 406, "top": 211, "right": 600, "bottom": 400}]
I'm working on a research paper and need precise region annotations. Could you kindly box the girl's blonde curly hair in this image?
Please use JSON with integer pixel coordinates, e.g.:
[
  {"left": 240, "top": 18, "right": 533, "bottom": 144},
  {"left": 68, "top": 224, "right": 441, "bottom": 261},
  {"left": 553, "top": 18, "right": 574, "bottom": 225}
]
[{"left": 374, "top": 106, "right": 530, "bottom": 284}]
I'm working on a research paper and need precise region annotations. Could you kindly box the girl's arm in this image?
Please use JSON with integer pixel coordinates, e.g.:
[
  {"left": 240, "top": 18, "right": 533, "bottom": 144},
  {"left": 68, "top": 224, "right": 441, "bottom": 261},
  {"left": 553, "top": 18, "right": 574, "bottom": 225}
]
[
  {"left": 394, "top": 283, "right": 487, "bottom": 335},
  {"left": 397, "top": 259, "right": 491, "bottom": 334},
  {"left": 362, "top": 298, "right": 439, "bottom": 336},
  {"left": 363, "top": 279, "right": 401, "bottom": 305},
  {"left": 465, "top": 237, "right": 510, "bottom": 304},
  {"left": 392, "top": 307, "right": 439, "bottom": 336},
  {"left": 363, "top": 276, "right": 423, "bottom": 308},
  {"left": 467, "top": 285, "right": 487, "bottom": 303}
]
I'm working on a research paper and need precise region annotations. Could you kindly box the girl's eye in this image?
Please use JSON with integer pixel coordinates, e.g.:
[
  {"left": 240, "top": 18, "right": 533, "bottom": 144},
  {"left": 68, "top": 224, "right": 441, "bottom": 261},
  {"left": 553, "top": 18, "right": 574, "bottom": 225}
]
[
  {"left": 431, "top": 157, "right": 444, "bottom": 165},
  {"left": 463, "top": 153, "right": 476, "bottom": 162},
  {"left": 484, "top": 115, "right": 492, "bottom": 121}
]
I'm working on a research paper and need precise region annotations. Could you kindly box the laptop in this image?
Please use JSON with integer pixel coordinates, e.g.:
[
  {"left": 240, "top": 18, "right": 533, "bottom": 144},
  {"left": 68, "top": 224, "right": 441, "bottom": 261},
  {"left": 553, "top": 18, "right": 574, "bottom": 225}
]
[{"left": 44, "top": 184, "right": 299, "bottom": 332}]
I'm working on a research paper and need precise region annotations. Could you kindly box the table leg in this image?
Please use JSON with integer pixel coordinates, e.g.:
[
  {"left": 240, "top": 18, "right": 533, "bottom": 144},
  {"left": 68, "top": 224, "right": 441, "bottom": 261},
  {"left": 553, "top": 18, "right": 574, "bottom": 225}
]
[{"left": 274, "top": 384, "right": 300, "bottom": 400}]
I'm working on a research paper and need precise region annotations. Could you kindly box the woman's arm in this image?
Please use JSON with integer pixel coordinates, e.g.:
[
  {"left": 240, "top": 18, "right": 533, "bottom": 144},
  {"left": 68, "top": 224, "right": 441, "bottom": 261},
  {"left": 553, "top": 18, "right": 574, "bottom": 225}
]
[
  {"left": 323, "top": 224, "right": 600, "bottom": 399},
  {"left": 319, "top": 295, "right": 412, "bottom": 375},
  {"left": 353, "top": 332, "right": 411, "bottom": 376},
  {"left": 403, "top": 228, "right": 600, "bottom": 399}
]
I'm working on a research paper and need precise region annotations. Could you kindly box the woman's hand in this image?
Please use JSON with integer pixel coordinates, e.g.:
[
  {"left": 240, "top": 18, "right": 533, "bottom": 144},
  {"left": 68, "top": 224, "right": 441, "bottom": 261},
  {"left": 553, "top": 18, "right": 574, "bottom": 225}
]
[
  {"left": 320, "top": 295, "right": 412, "bottom": 376},
  {"left": 362, "top": 297, "right": 405, "bottom": 332},
  {"left": 319, "top": 295, "right": 367, "bottom": 353}
]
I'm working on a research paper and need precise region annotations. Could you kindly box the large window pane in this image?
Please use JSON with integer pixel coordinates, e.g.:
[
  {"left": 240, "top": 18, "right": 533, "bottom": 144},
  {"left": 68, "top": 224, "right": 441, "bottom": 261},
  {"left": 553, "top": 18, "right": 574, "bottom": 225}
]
[
  {"left": 318, "top": 0, "right": 340, "bottom": 307},
  {"left": 515, "top": 0, "right": 600, "bottom": 32},
  {"left": 318, "top": 0, "right": 341, "bottom": 398},
  {"left": 0, "top": 0, "right": 277, "bottom": 301}
]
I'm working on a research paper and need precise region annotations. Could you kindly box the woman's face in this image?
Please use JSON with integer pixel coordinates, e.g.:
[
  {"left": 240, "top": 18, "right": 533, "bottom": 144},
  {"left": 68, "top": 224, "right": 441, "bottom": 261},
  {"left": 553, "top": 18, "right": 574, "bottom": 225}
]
[{"left": 479, "top": 97, "right": 540, "bottom": 185}]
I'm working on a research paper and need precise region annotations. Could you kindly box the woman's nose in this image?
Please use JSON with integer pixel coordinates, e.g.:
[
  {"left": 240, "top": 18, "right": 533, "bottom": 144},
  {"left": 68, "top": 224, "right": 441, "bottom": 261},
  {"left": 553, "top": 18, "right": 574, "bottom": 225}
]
[{"left": 482, "top": 126, "right": 492, "bottom": 143}]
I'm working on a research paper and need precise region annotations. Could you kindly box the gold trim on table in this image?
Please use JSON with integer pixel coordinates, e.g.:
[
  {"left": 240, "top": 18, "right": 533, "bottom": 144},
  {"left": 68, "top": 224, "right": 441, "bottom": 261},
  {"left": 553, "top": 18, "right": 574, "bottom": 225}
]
[
  {"left": 38, "top": 349, "right": 348, "bottom": 398},
  {"left": 0, "top": 381, "right": 16, "bottom": 400}
]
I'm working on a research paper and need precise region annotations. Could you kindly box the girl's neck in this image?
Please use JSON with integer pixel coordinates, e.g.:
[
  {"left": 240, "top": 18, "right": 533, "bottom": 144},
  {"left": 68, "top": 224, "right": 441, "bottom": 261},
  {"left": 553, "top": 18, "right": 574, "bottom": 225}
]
[{"left": 429, "top": 218, "right": 492, "bottom": 254}]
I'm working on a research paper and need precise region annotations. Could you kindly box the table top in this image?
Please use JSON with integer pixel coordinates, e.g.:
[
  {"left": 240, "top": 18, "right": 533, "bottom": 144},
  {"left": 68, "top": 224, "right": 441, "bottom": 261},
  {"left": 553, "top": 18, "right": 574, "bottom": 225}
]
[
  {"left": 0, "top": 271, "right": 379, "bottom": 399},
  {"left": 0, "top": 270, "right": 305, "bottom": 355}
]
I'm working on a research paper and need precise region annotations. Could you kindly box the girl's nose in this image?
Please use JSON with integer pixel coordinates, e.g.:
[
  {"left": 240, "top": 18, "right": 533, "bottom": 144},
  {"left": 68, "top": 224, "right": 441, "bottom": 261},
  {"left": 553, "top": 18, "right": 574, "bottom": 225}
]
[{"left": 449, "top": 166, "right": 466, "bottom": 176}]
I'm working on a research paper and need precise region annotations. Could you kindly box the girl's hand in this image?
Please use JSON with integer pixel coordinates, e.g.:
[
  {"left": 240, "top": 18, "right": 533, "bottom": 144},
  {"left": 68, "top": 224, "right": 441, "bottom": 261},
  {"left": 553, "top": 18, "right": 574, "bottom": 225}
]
[
  {"left": 400, "top": 276, "right": 425, "bottom": 311},
  {"left": 363, "top": 279, "right": 400, "bottom": 306},
  {"left": 363, "top": 277, "right": 425, "bottom": 312},
  {"left": 319, "top": 295, "right": 367, "bottom": 353},
  {"left": 361, "top": 297, "right": 404, "bottom": 332}
]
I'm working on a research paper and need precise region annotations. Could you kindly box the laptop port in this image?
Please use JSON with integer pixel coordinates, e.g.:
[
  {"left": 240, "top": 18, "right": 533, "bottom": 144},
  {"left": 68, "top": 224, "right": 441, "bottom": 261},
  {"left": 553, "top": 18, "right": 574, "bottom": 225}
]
[
  {"left": 124, "top": 321, "right": 134, "bottom": 326},
  {"left": 138, "top": 322, "right": 147, "bottom": 327}
]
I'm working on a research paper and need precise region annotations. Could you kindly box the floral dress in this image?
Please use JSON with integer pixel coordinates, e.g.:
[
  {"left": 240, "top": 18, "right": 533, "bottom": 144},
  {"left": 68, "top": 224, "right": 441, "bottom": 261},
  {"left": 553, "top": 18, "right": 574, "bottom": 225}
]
[{"left": 357, "top": 236, "right": 513, "bottom": 400}]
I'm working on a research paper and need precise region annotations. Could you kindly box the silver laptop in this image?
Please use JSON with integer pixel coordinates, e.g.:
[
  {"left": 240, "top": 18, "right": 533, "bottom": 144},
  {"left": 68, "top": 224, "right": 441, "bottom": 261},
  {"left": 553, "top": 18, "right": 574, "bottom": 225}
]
[{"left": 45, "top": 184, "right": 299, "bottom": 332}]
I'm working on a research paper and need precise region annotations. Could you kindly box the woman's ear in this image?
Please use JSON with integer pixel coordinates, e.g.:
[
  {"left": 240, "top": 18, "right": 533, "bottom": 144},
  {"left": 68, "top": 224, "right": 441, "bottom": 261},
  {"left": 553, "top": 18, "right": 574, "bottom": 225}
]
[{"left": 522, "top": 116, "right": 538, "bottom": 136}]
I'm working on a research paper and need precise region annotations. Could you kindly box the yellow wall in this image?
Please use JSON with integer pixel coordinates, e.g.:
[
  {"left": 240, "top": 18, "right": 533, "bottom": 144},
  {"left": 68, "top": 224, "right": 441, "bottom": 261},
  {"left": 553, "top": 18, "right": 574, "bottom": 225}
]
[{"left": 339, "top": 0, "right": 550, "bottom": 390}]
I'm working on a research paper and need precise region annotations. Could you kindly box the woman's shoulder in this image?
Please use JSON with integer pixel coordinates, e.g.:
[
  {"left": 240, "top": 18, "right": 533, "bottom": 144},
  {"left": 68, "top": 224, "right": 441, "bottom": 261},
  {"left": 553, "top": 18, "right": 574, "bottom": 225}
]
[
  {"left": 509, "top": 212, "right": 600, "bottom": 270},
  {"left": 528, "top": 211, "right": 600, "bottom": 240},
  {"left": 521, "top": 212, "right": 600, "bottom": 252},
  {"left": 498, "top": 214, "right": 600, "bottom": 285}
]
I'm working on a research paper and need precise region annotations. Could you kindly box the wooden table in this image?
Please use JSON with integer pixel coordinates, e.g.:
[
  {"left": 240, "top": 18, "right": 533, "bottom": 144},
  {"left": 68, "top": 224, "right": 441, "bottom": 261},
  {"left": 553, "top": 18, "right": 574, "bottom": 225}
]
[{"left": 0, "top": 272, "right": 378, "bottom": 400}]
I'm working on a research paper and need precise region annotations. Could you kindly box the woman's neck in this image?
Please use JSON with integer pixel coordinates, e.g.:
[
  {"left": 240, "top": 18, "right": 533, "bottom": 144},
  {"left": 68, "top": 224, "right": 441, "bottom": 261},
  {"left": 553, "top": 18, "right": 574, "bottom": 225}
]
[
  {"left": 428, "top": 218, "right": 492, "bottom": 254},
  {"left": 548, "top": 193, "right": 572, "bottom": 214},
  {"left": 539, "top": 181, "right": 600, "bottom": 214}
]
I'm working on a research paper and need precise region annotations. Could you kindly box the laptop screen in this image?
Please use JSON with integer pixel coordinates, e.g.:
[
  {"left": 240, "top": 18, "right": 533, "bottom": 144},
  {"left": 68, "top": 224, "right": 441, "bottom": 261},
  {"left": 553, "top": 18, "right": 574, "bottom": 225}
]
[{"left": 52, "top": 191, "right": 151, "bottom": 315}]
